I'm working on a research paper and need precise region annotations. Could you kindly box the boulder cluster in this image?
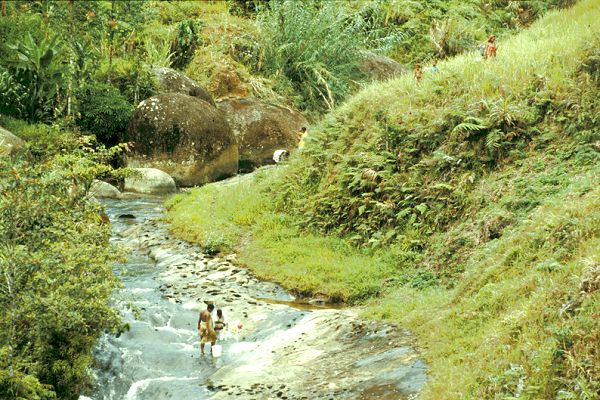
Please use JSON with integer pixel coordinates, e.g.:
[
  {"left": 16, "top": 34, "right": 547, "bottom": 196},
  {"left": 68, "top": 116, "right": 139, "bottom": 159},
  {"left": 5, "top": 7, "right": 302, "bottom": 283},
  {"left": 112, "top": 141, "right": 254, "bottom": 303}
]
[{"left": 126, "top": 66, "right": 308, "bottom": 189}]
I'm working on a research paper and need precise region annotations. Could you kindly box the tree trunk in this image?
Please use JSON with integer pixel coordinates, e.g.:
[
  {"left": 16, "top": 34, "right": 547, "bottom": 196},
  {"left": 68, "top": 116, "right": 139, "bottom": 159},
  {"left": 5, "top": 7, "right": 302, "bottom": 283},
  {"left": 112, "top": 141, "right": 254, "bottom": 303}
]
[{"left": 108, "top": 0, "right": 116, "bottom": 84}]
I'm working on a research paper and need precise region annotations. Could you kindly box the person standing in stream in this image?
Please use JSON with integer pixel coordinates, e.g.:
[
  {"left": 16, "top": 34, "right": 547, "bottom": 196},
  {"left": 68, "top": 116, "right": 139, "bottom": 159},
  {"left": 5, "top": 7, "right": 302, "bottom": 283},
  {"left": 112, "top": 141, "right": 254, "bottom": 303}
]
[{"left": 198, "top": 303, "right": 217, "bottom": 356}]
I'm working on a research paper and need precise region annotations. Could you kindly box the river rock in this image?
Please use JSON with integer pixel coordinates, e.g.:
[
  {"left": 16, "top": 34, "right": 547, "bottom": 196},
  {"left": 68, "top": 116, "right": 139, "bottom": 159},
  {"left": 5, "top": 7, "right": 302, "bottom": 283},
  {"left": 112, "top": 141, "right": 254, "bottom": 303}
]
[
  {"left": 127, "top": 93, "right": 239, "bottom": 186},
  {"left": 151, "top": 65, "right": 215, "bottom": 106},
  {"left": 89, "top": 180, "right": 121, "bottom": 199},
  {"left": 124, "top": 167, "right": 177, "bottom": 195},
  {"left": 359, "top": 52, "right": 407, "bottom": 81},
  {"left": 0, "top": 126, "right": 26, "bottom": 157},
  {"left": 216, "top": 98, "right": 308, "bottom": 170}
]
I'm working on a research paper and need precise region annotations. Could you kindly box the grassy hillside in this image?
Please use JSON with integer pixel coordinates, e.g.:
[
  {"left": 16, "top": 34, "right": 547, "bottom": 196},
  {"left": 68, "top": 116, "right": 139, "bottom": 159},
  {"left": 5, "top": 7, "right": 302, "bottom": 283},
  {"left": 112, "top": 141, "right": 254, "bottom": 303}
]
[{"left": 167, "top": 1, "right": 599, "bottom": 398}]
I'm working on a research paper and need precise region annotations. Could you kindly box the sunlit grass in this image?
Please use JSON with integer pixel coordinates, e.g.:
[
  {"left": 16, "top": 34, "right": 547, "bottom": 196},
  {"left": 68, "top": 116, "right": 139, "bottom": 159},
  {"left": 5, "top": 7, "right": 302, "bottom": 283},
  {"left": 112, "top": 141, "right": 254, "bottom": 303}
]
[
  {"left": 368, "top": 170, "right": 599, "bottom": 399},
  {"left": 166, "top": 169, "right": 395, "bottom": 303}
]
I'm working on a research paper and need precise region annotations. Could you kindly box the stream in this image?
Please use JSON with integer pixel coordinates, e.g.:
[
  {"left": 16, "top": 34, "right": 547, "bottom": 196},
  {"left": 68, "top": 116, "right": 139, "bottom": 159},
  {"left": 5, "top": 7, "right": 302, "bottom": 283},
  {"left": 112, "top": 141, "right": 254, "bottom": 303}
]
[{"left": 83, "top": 194, "right": 426, "bottom": 399}]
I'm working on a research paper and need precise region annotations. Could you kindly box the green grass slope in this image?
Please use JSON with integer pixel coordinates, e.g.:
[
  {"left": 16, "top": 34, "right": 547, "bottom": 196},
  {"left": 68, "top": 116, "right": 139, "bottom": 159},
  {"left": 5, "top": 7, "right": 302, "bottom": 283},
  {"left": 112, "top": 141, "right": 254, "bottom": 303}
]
[{"left": 167, "top": 1, "right": 600, "bottom": 398}]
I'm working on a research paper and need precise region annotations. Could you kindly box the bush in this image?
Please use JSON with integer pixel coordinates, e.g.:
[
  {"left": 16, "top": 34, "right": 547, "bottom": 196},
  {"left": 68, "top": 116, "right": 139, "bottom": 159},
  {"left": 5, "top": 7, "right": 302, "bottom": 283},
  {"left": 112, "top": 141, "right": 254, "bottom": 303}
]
[
  {"left": 169, "top": 19, "right": 204, "bottom": 70},
  {"left": 96, "top": 59, "right": 156, "bottom": 106},
  {"left": 0, "top": 145, "right": 124, "bottom": 399},
  {"left": 0, "top": 68, "right": 26, "bottom": 117},
  {"left": 75, "top": 83, "right": 133, "bottom": 146},
  {"left": 254, "top": 0, "right": 366, "bottom": 112}
]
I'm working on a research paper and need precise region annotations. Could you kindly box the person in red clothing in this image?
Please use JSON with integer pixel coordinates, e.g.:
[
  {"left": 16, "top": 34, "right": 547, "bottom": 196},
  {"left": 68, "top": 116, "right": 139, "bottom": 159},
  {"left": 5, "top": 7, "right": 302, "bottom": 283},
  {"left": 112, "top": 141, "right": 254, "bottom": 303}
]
[
  {"left": 414, "top": 63, "right": 423, "bottom": 82},
  {"left": 485, "top": 35, "right": 497, "bottom": 60}
]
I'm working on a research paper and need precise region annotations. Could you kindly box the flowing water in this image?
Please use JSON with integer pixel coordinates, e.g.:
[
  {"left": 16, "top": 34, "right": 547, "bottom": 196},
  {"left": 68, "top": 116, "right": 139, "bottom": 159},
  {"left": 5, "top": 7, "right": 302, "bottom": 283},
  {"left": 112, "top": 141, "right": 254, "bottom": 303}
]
[{"left": 83, "top": 195, "right": 426, "bottom": 400}]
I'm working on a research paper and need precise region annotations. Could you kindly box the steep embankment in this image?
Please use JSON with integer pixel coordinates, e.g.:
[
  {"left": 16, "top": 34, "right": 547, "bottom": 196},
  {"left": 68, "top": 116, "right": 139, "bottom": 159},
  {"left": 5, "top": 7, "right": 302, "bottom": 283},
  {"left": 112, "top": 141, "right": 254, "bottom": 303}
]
[{"left": 167, "top": 1, "right": 599, "bottom": 398}]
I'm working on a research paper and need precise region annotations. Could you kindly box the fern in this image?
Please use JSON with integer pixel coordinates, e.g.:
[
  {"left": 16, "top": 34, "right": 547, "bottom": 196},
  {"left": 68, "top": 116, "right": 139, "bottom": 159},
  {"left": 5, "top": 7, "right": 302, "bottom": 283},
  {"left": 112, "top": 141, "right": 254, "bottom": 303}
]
[{"left": 450, "top": 116, "right": 488, "bottom": 140}]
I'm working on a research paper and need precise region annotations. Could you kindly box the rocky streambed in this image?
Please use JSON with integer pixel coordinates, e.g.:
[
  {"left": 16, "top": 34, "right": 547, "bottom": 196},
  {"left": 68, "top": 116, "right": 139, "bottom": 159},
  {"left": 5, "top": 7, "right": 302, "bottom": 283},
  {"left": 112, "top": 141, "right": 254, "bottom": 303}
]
[{"left": 86, "top": 195, "right": 426, "bottom": 400}]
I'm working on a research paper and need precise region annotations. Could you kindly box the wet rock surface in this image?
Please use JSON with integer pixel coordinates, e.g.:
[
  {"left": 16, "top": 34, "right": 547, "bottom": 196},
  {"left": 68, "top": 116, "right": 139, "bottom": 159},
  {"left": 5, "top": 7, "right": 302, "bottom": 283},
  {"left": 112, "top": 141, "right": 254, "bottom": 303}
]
[{"left": 87, "top": 196, "right": 425, "bottom": 400}]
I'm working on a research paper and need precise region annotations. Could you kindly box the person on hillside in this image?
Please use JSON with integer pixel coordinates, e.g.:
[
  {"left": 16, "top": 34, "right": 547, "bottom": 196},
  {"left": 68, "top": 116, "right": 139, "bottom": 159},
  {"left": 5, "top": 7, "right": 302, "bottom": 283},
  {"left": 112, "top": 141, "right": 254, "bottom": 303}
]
[
  {"left": 214, "top": 309, "right": 228, "bottom": 339},
  {"left": 198, "top": 303, "right": 217, "bottom": 356},
  {"left": 414, "top": 63, "right": 423, "bottom": 82},
  {"left": 429, "top": 59, "right": 439, "bottom": 74},
  {"left": 484, "top": 35, "right": 497, "bottom": 60}
]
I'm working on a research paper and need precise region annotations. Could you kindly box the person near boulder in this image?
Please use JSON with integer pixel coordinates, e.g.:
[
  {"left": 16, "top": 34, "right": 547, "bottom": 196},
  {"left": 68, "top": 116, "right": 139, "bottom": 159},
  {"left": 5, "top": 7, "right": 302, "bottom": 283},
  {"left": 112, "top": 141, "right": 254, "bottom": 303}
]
[
  {"left": 198, "top": 303, "right": 217, "bottom": 356},
  {"left": 273, "top": 149, "right": 289, "bottom": 163},
  {"left": 485, "top": 35, "right": 497, "bottom": 60}
]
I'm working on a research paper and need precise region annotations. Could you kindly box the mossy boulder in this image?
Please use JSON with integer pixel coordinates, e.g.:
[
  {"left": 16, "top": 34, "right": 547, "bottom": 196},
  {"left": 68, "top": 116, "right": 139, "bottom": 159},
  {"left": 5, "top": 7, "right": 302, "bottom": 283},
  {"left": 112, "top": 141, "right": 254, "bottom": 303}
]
[
  {"left": 151, "top": 65, "right": 215, "bottom": 106},
  {"left": 127, "top": 93, "right": 239, "bottom": 186},
  {"left": 216, "top": 98, "right": 308, "bottom": 170},
  {"left": 359, "top": 52, "right": 408, "bottom": 81},
  {"left": 0, "top": 126, "right": 26, "bottom": 157}
]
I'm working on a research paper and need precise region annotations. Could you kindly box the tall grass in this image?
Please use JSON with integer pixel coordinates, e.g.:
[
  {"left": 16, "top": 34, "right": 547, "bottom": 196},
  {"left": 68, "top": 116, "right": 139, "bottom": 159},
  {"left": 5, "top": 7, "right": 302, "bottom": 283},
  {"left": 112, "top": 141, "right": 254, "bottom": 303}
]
[
  {"left": 370, "top": 168, "right": 599, "bottom": 399},
  {"left": 278, "top": 0, "right": 600, "bottom": 250},
  {"left": 254, "top": 0, "right": 372, "bottom": 112}
]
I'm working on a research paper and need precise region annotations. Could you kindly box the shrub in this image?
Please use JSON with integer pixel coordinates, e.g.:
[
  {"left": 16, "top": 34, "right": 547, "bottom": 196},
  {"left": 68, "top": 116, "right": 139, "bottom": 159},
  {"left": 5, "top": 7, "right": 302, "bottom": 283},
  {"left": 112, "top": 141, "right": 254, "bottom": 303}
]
[
  {"left": 0, "top": 68, "right": 26, "bottom": 117},
  {"left": 0, "top": 144, "right": 124, "bottom": 399},
  {"left": 254, "top": 0, "right": 366, "bottom": 112},
  {"left": 75, "top": 83, "right": 133, "bottom": 146},
  {"left": 4, "top": 33, "right": 66, "bottom": 122},
  {"left": 169, "top": 19, "right": 204, "bottom": 70},
  {"left": 96, "top": 58, "right": 156, "bottom": 106}
]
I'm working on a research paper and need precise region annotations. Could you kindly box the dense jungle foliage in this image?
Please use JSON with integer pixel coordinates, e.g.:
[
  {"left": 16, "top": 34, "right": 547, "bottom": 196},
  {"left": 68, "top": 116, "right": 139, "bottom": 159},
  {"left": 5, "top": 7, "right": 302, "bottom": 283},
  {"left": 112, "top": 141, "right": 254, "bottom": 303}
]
[{"left": 1, "top": 0, "right": 597, "bottom": 399}]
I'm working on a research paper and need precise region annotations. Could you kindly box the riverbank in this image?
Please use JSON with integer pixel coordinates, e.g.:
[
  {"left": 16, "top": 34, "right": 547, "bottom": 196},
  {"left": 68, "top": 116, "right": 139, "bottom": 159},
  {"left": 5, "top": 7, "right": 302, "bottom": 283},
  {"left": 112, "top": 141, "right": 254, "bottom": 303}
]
[
  {"left": 94, "top": 196, "right": 426, "bottom": 399},
  {"left": 165, "top": 168, "right": 396, "bottom": 304}
]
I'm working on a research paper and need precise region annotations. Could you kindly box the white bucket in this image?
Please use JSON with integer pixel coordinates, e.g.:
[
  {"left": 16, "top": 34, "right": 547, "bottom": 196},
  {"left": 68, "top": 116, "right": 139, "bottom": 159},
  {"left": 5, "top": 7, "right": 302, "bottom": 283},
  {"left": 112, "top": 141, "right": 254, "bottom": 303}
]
[{"left": 212, "top": 344, "right": 223, "bottom": 357}]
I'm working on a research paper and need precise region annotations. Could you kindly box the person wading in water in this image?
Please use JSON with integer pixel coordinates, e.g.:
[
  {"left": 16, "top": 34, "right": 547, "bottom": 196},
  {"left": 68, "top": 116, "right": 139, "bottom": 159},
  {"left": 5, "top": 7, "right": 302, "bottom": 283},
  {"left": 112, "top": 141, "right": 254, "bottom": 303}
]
[{"left": 198, "top": 304, "right": 217, "bottom": 356}]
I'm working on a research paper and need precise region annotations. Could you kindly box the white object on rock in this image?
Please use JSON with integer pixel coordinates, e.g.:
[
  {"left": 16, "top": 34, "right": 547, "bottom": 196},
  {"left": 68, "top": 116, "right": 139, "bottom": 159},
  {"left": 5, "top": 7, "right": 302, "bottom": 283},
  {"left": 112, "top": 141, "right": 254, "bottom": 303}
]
[
  {"left": 273, "top": 149, "right": 289, "bottom": 163},
  {"left": 124, "top": 168, "right": 177, "bottom": 195}
]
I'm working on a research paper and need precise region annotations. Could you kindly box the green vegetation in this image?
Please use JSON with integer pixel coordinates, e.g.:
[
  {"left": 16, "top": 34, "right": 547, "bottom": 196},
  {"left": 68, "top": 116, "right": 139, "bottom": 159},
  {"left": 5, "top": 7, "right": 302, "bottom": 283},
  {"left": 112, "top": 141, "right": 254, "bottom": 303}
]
[
  {"left": 343, "top": 0, "right": 576, "bottom": 63},
  {"left": 166, "top": 171, "right": 395, "bottom": 302},
  {"left": 75, "top": 82, "right": 133, "bottom": 146},
  {"left": 1, "top": 0, "right": 598, "bottom": 398},
  {"left": 0, "top": 130, "right": 127, "bottom": 399},
  {"left": 166, "top": 1, "right": 600, "bottom": 398}
]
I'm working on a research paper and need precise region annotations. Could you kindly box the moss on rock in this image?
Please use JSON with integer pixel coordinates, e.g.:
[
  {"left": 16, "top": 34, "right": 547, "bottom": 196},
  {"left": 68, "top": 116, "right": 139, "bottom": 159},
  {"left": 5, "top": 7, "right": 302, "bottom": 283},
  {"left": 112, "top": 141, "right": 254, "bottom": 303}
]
[{"left": 127, "top": 93, "right": 238, "bottom": 186}]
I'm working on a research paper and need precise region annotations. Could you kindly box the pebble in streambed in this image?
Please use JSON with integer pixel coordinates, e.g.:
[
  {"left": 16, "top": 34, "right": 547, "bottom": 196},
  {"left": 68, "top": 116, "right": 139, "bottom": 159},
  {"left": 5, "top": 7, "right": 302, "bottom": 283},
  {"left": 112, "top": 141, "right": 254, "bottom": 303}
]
[{"left": 89, "top": 196, "right": 426, "bottom": 400}]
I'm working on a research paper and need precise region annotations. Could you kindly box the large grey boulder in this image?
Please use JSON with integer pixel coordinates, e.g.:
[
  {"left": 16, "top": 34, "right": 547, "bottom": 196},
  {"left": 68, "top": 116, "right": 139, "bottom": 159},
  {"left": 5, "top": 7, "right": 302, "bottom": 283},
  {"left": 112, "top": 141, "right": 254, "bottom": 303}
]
[
  {"left": 0, "top": 126, "right": 26, "bottom": 157},
  {"left": 216, "top": 97, "right": 308, "bottom": 170},
  {"left": 124, "top": 168, "right": 176, "bottom": 195},
  {"left": 127, "top": 93, "right": 239, "bottom": 186},
  {"left": 152, "top": 65, "right": 215, "bottom": 106},
  {"left": 89, "top": 180, "right": 121, "bottom": 199},
  {"left": 359, "top": 52, "right": 407, "bottom": 81}
]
